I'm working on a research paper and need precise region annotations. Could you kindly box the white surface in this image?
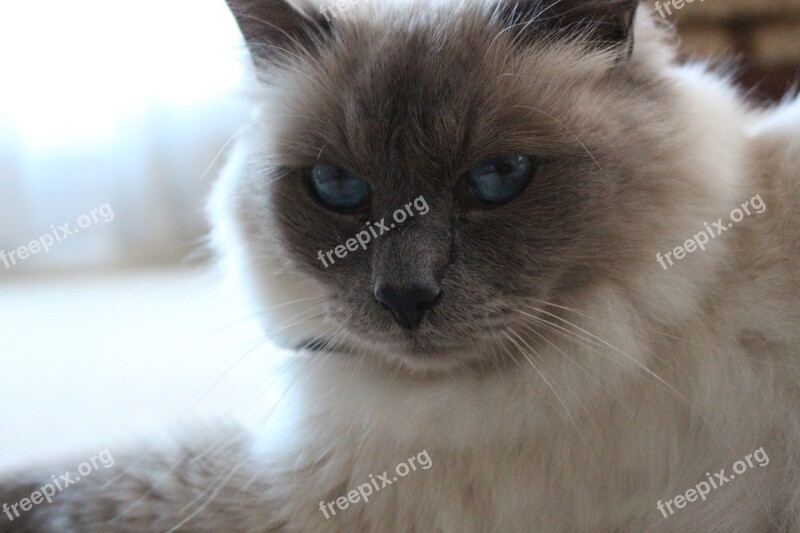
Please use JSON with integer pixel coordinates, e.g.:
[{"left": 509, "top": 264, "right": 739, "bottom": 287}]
[{"left": 0, "top": 268, "right": 291, "bottom": 472}]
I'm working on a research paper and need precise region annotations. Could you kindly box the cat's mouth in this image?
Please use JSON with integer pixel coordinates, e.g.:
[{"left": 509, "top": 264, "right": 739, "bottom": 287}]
[
  {"left": 299, "top": 332, "right": 471, "bottom": 371},
  {"left": 364, "top": 331, "right": 455, "bottom": 355},
  {"left": 357, "top": 327, "right": 499, "bottom": 372},
  {"left": 320, "top": 298, "right": 512, "bottom": 371}
]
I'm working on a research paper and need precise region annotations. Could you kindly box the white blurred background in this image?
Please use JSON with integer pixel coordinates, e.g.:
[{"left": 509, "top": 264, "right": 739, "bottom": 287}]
[
  {"left": 0, "top": 0, "right": 249, "bottom": 269},
  {"left": 0, "top": 0, "right": 290, "bottom": 472}
]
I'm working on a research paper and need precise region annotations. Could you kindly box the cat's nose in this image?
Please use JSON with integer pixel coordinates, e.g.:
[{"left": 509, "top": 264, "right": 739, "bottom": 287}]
[{"left": 374, "top": 280, "right": 442, "bottom": 329}]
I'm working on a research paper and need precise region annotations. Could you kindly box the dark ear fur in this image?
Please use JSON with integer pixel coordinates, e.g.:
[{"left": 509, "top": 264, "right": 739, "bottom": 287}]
[
  {"left": 226, "top": 0, "right": 330, "bottom": 61},
  {"left": 499, "top": 0, "right": 638, "bottom": 51}
]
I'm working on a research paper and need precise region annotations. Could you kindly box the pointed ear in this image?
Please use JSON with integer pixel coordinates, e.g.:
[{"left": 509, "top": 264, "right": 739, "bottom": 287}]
[
  {"left": 226, "top": 0, "right": 331, "bottom": 62},
  {"left": 500, "top": 0, "right": 638, "bottom": 52}
]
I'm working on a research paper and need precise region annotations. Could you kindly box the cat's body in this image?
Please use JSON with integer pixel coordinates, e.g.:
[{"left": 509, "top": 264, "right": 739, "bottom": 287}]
[{"left": 3, "top": 0, "right": 800, "bottom": 531}]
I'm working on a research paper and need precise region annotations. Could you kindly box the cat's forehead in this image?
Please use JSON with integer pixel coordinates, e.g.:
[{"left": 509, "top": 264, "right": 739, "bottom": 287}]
[
  {"left": 276, "top": 26, "right": 502, "bottom": 171},
  {"left": 331, "top": 21, "right": 493, "bottom": 157},
  {"left": 344, "top": 46, "right": 482, "bottom": 170},
  {"left": 270, "top": 9, "right": 616, "bottom": 175}
]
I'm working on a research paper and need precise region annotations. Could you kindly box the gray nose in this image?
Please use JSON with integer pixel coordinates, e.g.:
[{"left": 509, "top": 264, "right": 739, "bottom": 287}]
[{"left": 374, "top": 280, "right": 442, "bottom": 329}]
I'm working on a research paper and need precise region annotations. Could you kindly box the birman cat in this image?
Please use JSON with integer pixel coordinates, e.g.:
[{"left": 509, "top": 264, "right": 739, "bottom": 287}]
[{"left": 3, "top": 0, "right": 800, "bottom": 531}]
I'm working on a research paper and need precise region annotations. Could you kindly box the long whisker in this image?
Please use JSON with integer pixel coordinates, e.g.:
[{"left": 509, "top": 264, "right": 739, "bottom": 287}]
[
  {"left": 523, "top": 295, "right": 800, "bottom": 369},
  {"left": 516, "top": 319, "right": 654, "bottom": 435},
  {"left": 104, "top": 308, "right": 331, "bottom": 516},
  {"left": 518, "top": 306, "right": 686, "bottom": 402},
  {"left": 501, "top": 328, "right": 587, "bottom": 446},
  {"left": 506, "top": 104, "right": 602, "bottom": 170},
  {"left": 186, "top": 304, "right": 330, "bottom": 413},
  {"left": 154, "top": 296, "right": 329, "bottom": 410},
  {"left": 111, "top": 332, "right": 324, "bottom": 522},
  {"left": 199, "top": 122, "right": 257, "bottom": 180},
  {"left": 169, "top": 453, "right": 250, "bottom": 532},
  {"left": 515, "top": 304, "right": 745, "bottom": 466},
  {"left": 240, "top": 329, "right": 352, "bottom": 493},
  {"left": 200, "top": 295, "right": 328, "bottom": 342},
  {"left": 166, "top": 329, "right": 349, "bottom": 527},
  {"left": 222, "top": 316, "right": 332, "bottom": 417}
]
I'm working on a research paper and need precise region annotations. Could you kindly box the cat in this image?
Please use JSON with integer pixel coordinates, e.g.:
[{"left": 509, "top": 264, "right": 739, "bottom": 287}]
[{"left": 3, "top": 0, "right": 800, "bottom": 531}]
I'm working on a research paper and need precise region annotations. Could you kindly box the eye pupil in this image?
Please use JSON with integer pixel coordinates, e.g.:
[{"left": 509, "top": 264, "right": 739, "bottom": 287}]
[
  {"left": 465, "top": 155, "right": 534, "bottom": 205},
  {"left": 309, "top": 164, "right": 369, "bottom": 210},
  {"left": 496, "top": 162, "right": 512, "bottom": 174}
]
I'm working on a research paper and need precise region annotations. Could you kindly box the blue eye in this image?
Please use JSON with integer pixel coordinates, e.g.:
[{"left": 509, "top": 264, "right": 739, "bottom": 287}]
[
  {"left": 309, "top": 164, "right": 370, "bottom": 210},
  {"left": 465, "top": 156, "right": 534, "bottom": 205}
]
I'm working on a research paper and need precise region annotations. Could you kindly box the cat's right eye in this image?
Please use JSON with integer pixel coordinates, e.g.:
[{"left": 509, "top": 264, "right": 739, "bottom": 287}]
[
  {"left": 308, "top": 164, "right": 370, "bottom": 211},
  {"left": 464, "top": 155, "right": 534, "bottom": 206}
]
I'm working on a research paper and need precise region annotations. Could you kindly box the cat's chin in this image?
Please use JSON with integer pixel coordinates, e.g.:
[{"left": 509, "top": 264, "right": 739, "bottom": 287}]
[
  {"left": 347, "top": 336, "right": 495, "bottom": 376},
  {"left": 383, "top": 350, "right": 479, "bottom": 375}
]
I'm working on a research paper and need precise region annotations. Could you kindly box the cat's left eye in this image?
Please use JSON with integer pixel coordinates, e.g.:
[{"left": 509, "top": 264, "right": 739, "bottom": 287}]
[
  {"left": 308, "top": 164, "right": 370, "bottom": 211},
  {"left": 464, "top": 155, "right": 534, "bottom": 205}
]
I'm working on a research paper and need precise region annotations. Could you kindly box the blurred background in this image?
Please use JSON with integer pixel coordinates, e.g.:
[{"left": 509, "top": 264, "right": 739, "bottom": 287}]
[
  {"left": 0, "top": 0, "right": 280, "bottom": 472},
  {"left": 673, "top": 0, "right": 800, "bottom": 101},
  {"left": 0, "top": 0, "right": 798, "bottom": 471}
]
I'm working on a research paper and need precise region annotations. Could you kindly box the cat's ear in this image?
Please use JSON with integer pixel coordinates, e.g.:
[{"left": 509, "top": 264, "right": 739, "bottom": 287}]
[
  {"left": 225, "top": 0, "right": 331, "bottom": 62},
  {"left": 499, "top": 0, "right": 638, "bottom": 53}
]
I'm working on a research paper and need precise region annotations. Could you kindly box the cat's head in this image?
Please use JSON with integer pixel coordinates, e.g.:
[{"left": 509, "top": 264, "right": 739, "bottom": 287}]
[{"left": 213, "top": 0, "right": 724, "bottom": 374}]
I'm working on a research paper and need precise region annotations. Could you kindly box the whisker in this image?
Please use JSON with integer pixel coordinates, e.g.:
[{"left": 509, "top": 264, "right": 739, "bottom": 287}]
[
  {"left": 524, "top": 296, "right": 800, "bottom": 369},
  {"left": 169, "top": 453, "right": 250, "bottom": 532},
  {"left": 186, "top": 304, "right": 330, "bottom": 414},
  {"left": 515, "top": 304, "right": 745, "bottom": 466},
  {"left": 201, "top": 295, "right": 328, "bottom": 341},
  {"left": 505, "top": 104, "right": 602, "bottom": 170},
  {"left": 516, "top": 319, "right": 654, "bottom": 435},
  {"left": 501, "top": 329, "right": 588, "bottom": 446},
  {"left": 199, "top": 122, "right": 257, "bottom": 180},
  {"left": 518, "top": 306, "right": 685, "bottom": 402}
]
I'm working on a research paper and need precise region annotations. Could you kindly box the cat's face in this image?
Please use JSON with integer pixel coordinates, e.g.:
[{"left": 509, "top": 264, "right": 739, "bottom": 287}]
[{"left": 221, "top": 0, "right": 686, "bottom": 372}]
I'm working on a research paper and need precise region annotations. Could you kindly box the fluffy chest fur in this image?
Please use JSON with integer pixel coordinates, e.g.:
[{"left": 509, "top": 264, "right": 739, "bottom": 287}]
[{"left": 252, "top": 270, "right": 799, "bottom": 532}]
